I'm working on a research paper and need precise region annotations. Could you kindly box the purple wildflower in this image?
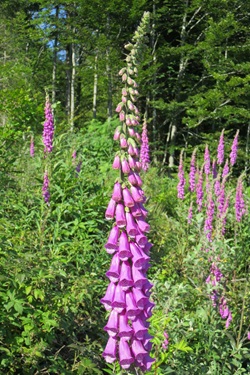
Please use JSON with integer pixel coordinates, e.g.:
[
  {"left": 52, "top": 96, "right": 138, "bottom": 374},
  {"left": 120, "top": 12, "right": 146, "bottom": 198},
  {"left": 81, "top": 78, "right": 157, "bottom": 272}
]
[
  {"left": 177, "top": 151, "right": 185, "bottom": 199},
  {"left": 43, "top": 95, "right": 54, "bottom": 154},
  {"left": 247, "top": 332, "right": 250, "bottom": 340},
  {"left": 42, "top": 171, "right": 50, "bottom": 204},
  {"left": 214, "top": 174, "right": 221, "bottom": 197},
  {"left": 225, "top": 310, "right": 232, "bottom": 329},
  {"left": 204, "top": 145, "right": 211, "bottom": 175},
  {"left": 196, "top": 166, "right": 203, "bottom": 212},
  {"left": 204, "top": 192, "right": 214, "bottom": 242},
  {"left": 235, "top": 177, "right": 246, "bottom": 222},
  {"left": 140, "top": 120, "right": 150, "bottom": 171},
  {"left": 222, "top": 159, "right": 229, "bottom": 179},
  {"left": 217, "top": 129, "right": 225, "bottom": 165},
  {"left": 76, "top": 161, "right": 82, "bottom": 175},
  {"left": 72, "top": 150, "right": 77, "bottom": 160},
  {"left": 230, "top": 130, "right": 239, "bottom": 166},
  {"left": 219, "top": 297, "right": 232, "bottom": 328},
  {"left": 187, "top": 202, "right": 193, "bottom": 224},
  {"left": 30, "top": 136, "right": 35, "bottom": 157},
  {"left": 102, "top": 16, "right": 154, "bottom": 371},
  {"left": 162, "top": 331, "right": 169, "bottom": 350},
  {"left": 206, "top": 262, "right": 223, "bottom": 287},
  {"left": 188, "top": 149, "right": 196, "bottom": 192}
]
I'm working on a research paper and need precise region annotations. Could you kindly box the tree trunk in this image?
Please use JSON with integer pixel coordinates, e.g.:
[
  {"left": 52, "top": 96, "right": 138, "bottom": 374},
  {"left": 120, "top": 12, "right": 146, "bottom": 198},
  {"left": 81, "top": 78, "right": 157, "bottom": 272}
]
[
  {"left": 65, "top": 43, "right": 71, "bottom": 117},
  {"left": 106, "top": 15, "right": 112, "bottom": 121},
  {"left": 151, "top": 0, "right": 157, "bottom": 163},
  {"left": 70, "top": 37, "right": 76, "bottom": 131},
  {"left": 52, "top": 5, "right": 59, "bottom": 105},
  {"left": 93, "top": 52, "right": 98, "bottom": 119}
]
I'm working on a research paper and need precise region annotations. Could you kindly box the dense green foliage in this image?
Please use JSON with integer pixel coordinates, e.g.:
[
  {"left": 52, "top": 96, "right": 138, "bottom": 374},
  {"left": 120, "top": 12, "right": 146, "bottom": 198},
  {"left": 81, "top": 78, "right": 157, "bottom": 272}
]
[{"left": 0, "top": 0, "right": 250, "bottom": 374}]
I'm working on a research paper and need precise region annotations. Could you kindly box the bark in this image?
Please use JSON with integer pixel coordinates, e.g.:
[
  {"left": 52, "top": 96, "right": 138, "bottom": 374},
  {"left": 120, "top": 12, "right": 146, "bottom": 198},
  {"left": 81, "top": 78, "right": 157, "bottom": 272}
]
[
  {"left": 168, "top": 0, "right": 189, "bottom": 169},
  {"left": 93, "top": 52, "right": 98, "bottom": 119},
  {"left": 70, "top": 36, "right": 76, "bottom": 131},
  {"left": 106, "top": 15, "right": 112, "bottom": 121},
  {"left": 52, "top": 5, "right": 59, "bottom": 105}
]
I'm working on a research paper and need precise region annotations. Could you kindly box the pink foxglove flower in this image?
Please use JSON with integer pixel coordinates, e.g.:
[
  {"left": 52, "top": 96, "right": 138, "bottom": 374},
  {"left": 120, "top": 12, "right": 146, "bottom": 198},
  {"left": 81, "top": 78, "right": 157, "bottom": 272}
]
[
  {"left": 177, "top": 151, "right": 185, "bottom": 199},
  {"left": 230, "top": 130, "right": 239, "bottom": 166},
  {"left": 30, "top": 136, "right": 35, "bottom": 157},
  {"left": 204, "top": 145, "right": 210, "bottom": 175},
  {"left": 102, "top": 13, "right": 154, "bottom": 371},
  {"left": 196, "top": 166, "right": 203, "bottom": 212},
  {"left": 42, "top": 170, "right": 50, "bottom": 204},
  {"left": 222, "top": 159, "right": 229, "bottom": 178},
  {"left": 217, "top": 129, "right": 225, "bottom": 165},
  {"left": 188, "top": 150, "right": 196, "bottom": 192},
  {"left": 43, "top": 95, "right": 54, "bottom": 154},
  {"left": 140, "top": 120, "right": 150, "bottom": 171},
  {"left": 162, "top": 331, "right": 169, "bottom": 350},
  {"left": 235, "top": 177, "right": 246, "bottom": 222}
]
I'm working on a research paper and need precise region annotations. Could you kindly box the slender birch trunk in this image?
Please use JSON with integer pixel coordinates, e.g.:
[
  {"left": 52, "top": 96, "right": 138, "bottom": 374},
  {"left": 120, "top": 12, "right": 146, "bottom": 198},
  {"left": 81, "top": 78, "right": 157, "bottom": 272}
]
[
  {"left": 52, "top": 5, "right": 59, "bottom": 105},
  {"left": 70, "top": 36, "right": 76, "bottom": 131},
  {"left": 93, "top": 52, "right": 98, "bottom": 119}
]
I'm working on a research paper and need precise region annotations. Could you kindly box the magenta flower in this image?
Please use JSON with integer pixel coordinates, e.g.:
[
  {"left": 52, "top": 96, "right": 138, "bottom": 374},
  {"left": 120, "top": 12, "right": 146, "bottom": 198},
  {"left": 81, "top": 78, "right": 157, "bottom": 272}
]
[
  {"left": 102, "top": 337, "right": 117, "bottom": 363},
  {"left": 42, "top": 170, "right": 50, "bottom": 204},
  {"left": 162, "top": 331, "right": 169, "bottom": 350},
  {"left": 188, "top": 150, "right": 196, "bottom": 192},
  {"left": 225, "top": 311, "right": 232, "bottom": 329},
  {"left": 204, "top": 145, "right": 211, "bottom": 175},
  {"left": 217, "top": 129, "right": 224, "bottom": 165},
  {"left": 102, "top": 16, "right": 154, "bottom": 371},
  {"left": 230, "top": 130, "right": 239, "bottom": 166},
  {"left": 177, "top": 151, "right": 185, "bottom": 199},
  {"left": 235, "top": 177, "right": 246, "bottom": 222},
  {"left": 43, "top": 95, "right": 54, "bottom": 154},
  {"left": 222, "top": 159, "right": 229, "bottom": 179},
  {"left": 140, "top": 120, "right": 150, "bottom": 172},
  {"left": 30, "top": 136, "right": 35, "bottom": 157},
  {"left": 247, "top": 332, "right": 250, "bottom": 340},
  {"left": 196, "top": 166, "right": 203, "bottom": 212}
]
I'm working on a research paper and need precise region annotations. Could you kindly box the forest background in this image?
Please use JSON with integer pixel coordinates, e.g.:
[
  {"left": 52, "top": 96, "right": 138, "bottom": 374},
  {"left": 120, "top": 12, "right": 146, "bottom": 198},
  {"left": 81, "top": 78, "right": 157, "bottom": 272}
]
[{"left": 0, "top": 0, "right": 249, "bottom": 374}]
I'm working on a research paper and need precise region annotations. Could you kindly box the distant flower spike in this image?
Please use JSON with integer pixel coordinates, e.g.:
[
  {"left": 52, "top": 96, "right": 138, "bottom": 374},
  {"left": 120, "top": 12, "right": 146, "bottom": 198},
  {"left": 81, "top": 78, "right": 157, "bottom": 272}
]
[{"left": 43, "top": 95, "right": 54, "bottom": 154}]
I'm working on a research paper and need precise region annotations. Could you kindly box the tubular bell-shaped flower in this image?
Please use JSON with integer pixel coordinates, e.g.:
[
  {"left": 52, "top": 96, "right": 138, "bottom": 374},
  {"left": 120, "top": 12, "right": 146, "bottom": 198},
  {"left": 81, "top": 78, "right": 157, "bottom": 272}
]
[
  {"left": 140, "top": 119, "right": 150, "bottom": 171},
  {"left": 204, "top": 144, "right": 211, "bottom": 175},
  {"left": 42, "top": 170, "right": 50, "bottom": 204},
  {"left": 196, "top": 166, "right": 203, "bottom": 212},
  {"left": 230, "top": 130, "right": 239, "bottom": 166},
  {"left": 235, "top": 176, "right": 246, "bottom": 222},
  {"left": 43, "top": 94, "right": 54, "bottom": 154},
  {"left": 217, "top": 129, "right": 224, "bottom": 165},
  {"left": 30, "top": 136, "right": 35, "bottom": 157},
  {"left": 188, "top": 149, "right": 196, "bottom": 192},
  {"left": 101, "top": 12, "right": 154, "bottom": 372},
  {"left": 177, "top": 151, "right": 185, "bottom": 199}
]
